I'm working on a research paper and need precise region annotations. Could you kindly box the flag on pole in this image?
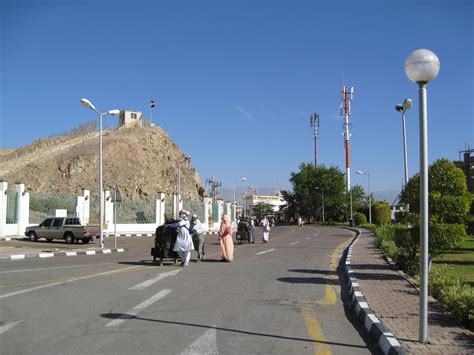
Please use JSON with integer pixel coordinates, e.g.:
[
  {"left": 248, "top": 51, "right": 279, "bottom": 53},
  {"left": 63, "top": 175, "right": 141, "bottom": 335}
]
[{"left": 150, "top": 100, "right": 156, "bottom": 108}]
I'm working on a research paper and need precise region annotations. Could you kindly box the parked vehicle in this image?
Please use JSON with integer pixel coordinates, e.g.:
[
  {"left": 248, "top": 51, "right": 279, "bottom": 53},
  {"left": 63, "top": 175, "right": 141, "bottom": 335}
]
[{"left": 25, "top": 217, "right": 98, "bottom": 244}]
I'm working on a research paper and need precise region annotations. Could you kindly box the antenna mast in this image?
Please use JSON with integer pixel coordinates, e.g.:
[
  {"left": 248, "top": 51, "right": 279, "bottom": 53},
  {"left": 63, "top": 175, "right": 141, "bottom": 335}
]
[
  {"left": 340, "top": 86, "right": 354, "bottom": 192},
  {"left": 310, "top": 113, "right": 320, "bottom": 166},
  {"left": 205, "top": 177, "right": 222, "bottom": 202}
]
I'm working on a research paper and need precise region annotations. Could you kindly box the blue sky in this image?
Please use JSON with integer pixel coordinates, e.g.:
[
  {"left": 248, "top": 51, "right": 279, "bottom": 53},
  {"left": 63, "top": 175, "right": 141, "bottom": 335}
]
[{"left": 1, "top": 0, "right": 472, "bottom": 199}]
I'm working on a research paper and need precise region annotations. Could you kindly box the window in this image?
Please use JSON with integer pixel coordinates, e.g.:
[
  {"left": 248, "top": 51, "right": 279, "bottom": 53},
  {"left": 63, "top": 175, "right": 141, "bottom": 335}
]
[
  {"left": 53, "top": 218, "right": 63, "bottom": 227},
  {"left": 131, "top": 113, "right": 137, "bottom": 119},
  {"left": 66, "top": 218, "right": 80, "bottom": 225},
  {"left": 42, "top": 218, "right": 53, "bottom": 227}
]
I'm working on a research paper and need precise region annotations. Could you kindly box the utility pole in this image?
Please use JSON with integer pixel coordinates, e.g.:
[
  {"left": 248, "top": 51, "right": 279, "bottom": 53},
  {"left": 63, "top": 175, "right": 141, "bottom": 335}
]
[
  {"left": 206, "top": 177, "right": 222, "bottom": 202},
  {"left": 340, "top": 85, "right": 354, "bottom": 223},
  {"left": 310, "top": 113, "right": 320, "bottom": 166}
]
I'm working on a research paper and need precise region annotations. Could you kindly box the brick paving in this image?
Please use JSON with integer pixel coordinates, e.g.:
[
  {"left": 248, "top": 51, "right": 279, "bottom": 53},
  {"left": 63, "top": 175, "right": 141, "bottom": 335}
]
[{"left": 351, "top": 230, "right": 474, "bottom": 354}]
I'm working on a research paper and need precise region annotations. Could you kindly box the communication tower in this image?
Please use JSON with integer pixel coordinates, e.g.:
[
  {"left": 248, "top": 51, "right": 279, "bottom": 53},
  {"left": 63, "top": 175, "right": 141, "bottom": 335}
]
[{"left": 310, "top": 113, "right": 320, "bottom": 166}]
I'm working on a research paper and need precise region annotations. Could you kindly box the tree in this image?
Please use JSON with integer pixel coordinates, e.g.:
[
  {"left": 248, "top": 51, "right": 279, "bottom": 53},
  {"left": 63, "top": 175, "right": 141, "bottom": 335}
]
[
  {"left": 398, "top": 158, "right": 469, "bottom": 259},
  {"left": 286, "top": 163, "right": 351, "bottom": 222},
  {"left": 252, "top": 202, "right": 274, "bottom": 218}
]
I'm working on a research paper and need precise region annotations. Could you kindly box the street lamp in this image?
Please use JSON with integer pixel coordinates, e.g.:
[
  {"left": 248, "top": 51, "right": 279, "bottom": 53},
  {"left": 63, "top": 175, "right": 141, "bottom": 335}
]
[
  {"left": 315, "top": 187, "right": 325, "bottom": 223},
  {"left": 233, "top": 177, "right": 246, "bottom": 220},
  {"left": 356, "top": 171, "right": 371, "bottom": 224},
  {"left": 395, "top": 98, "right": 413, "bottom": 187},
  {"left": 80, "top": 98, "right": 120, "bottom": 249},
  {"left": 404, "top": 48, "right": 440, "bottom": 344}
]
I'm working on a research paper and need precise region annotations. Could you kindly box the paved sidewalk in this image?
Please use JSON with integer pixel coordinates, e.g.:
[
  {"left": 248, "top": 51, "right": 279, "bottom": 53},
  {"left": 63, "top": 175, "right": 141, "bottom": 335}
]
[{"left": 351, "top": 229, "right": 473, "bottom": 354}]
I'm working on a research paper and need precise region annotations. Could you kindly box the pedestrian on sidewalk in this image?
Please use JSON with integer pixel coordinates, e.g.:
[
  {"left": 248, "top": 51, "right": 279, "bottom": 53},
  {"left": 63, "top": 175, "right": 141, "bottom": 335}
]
[
  {"left": 171, "top": 210, "right": 194, "bottom": 267},
  {"left": 219, "top": 214, "right": 234, "bottom": 262},
  {"left": 260, "top": 216, "right": 270, "bottom": 243},
  {"left": 190, "top": 214, "right": 205, "bottom": 262}
]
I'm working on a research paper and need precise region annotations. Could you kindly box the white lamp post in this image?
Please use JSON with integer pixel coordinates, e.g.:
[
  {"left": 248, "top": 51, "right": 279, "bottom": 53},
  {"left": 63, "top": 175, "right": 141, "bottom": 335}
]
[
  {"left": 395, "top": 98, "right": 413, "bottom": 187},
  {"left": 80, "top": 98, "right": 120, "bottom": 249},
  {"left": 233, "top": 177, "right": 246, "bottom": 220},
  {"left": 356, "top": 171, "right": 371, "bottom": 224},
  {"left": 404, "top": 48, "right": 440, "bottom": 344}
]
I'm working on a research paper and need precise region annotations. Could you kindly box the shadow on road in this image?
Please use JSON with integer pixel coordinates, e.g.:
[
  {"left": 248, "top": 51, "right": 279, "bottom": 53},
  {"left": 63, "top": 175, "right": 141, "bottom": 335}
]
[{"left": 100, "top": 313, "right": 370, "bottom": 349}]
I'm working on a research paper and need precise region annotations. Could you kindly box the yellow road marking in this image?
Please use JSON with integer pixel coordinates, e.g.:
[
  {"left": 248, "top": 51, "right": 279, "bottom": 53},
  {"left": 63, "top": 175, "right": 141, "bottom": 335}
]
[
  {"left": 0, "top": 265, "right": 150, "bottom": 289},
  {"left": 302, "top": 305, "right": 332, "bottom": 355},
  {"left": 301, "top": 229, "right": 356, "bottom": 353}
]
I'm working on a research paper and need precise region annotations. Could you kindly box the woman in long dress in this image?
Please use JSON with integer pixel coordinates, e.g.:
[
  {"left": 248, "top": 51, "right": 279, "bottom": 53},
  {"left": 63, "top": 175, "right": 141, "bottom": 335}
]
[{"left": 219, "top": 214, "right": 234, "bottom": 262}]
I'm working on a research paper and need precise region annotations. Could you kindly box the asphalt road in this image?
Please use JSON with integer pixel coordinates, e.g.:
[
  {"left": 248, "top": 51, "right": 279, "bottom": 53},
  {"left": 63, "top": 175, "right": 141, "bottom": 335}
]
[{"left": 0, "top": 225, "right": 380, "bottom": 354}]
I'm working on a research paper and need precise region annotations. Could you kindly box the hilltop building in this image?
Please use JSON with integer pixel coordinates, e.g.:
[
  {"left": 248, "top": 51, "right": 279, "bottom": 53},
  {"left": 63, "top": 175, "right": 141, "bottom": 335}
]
[{"left": 119, "top": 110, "right": 144, "bottom": 128}]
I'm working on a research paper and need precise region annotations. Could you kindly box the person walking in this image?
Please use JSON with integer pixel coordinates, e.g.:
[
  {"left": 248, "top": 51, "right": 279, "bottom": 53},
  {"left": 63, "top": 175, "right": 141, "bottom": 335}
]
[
  {"left": 249, "top": 217, "right": 256, "bottom": 244},
  {"left": 298, "top": 216, "right": 303, "bottom": 227},
  {"left": 171, "top": 210, "right": 194, "bottom": 267},
  {"left": 219, "top": 214, "right": 234, "bottom": 262},
  {"left": 260, "top": 216, "right": 270, "bottom": 243},
  {"left": 190, "top": 214, "right": 205, "bottom": 262}
]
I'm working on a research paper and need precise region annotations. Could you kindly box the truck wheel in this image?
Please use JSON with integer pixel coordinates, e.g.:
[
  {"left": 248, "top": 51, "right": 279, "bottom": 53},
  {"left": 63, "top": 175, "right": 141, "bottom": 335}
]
[
  {"left": 64, "top": 233, "right": 75, "bottom": 244},
  {"left": 29, "top": 232, "right": 38, "bottom": 242}
]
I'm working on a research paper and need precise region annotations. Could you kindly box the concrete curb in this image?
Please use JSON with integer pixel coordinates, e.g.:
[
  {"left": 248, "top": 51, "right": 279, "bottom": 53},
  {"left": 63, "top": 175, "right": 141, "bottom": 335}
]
[
  {"left": 0, "top": 248, "right": 128, "bottom": 261},
  {"left": 344, "top": 228, "right": 407, "bottom": 355}
]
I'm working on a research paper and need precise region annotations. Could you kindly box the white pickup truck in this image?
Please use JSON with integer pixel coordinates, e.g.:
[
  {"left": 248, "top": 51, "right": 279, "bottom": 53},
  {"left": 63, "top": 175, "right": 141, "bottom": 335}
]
[{"left": 25, "top": 217, "right": 99, "bottom": 244}]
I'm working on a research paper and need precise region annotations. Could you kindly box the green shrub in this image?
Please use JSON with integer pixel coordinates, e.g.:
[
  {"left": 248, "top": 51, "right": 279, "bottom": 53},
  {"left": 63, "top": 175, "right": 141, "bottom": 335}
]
[
  {"left": 465, "top": 214, "right": 474, "bottom": 235},
  {"left": 429, "top": 265, "right": 474, "bottom": 330},
  {"left": 373, "top": 202, "right": 391, "bottom": 225},
  {"left": 353, "top": 212, "right": 367, "bottom": 226},
  {"left": 429, "top": 223, "right": 467, "bottom": 258},
  {"left": 375, "top": 225, "right": 394, "bottom": 248}
]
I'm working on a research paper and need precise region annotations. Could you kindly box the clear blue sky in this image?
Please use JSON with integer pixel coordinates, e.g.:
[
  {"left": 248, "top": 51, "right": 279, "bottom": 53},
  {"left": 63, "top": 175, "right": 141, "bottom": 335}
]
[{"left": 1, "top": 0, "right": 472, "bottom": 198}]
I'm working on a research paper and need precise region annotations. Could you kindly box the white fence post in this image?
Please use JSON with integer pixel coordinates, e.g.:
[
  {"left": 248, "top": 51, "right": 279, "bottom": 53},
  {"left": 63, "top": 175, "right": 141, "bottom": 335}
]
[
  {"left": 16, "top": 182, "right": 29, "bottom": 236},
  {"left": 0, "top": 181, "right": 8, "bottom": 237},
  {"left": 203, "top": 197, "right": 211, "bottom": 230},
  {"left": 104, "top": 190, "right": 113, "bottom": 233},
  {"left": 156, "top": 192, "right": 165, "bottom": 226}
]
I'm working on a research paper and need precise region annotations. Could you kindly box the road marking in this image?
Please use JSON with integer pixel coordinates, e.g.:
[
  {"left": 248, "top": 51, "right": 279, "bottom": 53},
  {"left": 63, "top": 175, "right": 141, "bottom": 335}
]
[
  {"left": 129, "top": 269, "right": 181, "bottom": 290},
  {"left": 180, "top": 326, "right": 218, "bottom": 355},
  {"left": 106, "top": 289, "right": 171, "bottom": 327},
  {"left": 289, "top": 242, "right": 299, "bottom": 246},
  {"left": 256, "top": 249, "right": 275, "bottom": 255},
  {"left": 302, "top": 305, "right": 331, "bottom": 354},
  {"left": 306, "top": 237, "right": 311, "bottom": 240},
  {"left": 0, "top": 266, "right": 144, "bottom": 300},
  {"left": 0, "top": 263, "right": 112, "bottom": 274},
  {"left": 0, "top": 320, "right": 23, "bottom": 335}
]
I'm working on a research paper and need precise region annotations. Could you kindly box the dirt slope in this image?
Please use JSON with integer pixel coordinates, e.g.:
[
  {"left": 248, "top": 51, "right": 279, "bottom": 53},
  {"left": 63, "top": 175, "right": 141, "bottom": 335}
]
[{"left": 0, "top": 127, "right": 204, "bottom": 200}]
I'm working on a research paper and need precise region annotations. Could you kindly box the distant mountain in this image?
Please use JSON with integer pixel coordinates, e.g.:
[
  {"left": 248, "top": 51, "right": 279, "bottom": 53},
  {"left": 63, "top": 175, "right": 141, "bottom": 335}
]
[{"left": 373, "top": 189, "right": 401, "bottom": 205}]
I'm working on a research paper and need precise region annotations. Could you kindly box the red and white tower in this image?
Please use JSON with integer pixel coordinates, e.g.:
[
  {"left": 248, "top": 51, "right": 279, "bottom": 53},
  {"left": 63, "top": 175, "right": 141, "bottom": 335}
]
[{"left": 340, "top": 85, "right": 354, "bottom": 192}]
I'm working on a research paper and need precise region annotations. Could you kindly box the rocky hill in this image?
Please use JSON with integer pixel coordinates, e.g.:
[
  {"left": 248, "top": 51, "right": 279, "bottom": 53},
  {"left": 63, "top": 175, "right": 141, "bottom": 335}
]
[{"left": 0, "top": 127, "right": 204, "bottom": 200}]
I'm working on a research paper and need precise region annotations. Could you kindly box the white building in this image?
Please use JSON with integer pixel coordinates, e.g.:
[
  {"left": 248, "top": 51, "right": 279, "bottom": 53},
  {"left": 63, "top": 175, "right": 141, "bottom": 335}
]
[
  {"left": 244, "top": 193, "right": 286, "bottom": 215},
  {"left": 119, "top": 110, "right": 144, "bottom": 128}
]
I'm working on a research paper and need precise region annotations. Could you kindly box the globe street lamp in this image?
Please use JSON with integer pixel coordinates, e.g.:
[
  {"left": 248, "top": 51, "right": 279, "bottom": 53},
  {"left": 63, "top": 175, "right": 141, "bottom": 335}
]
[
  {"left": 80, "top": 98, "right": 120, "bottom": 249},
  {"left": 356, "top": 171, "right": 371, "bottom": 224},
  {"left": 395, "top": 98, "right": 413, "bottom": 187},
  {"left": 315, "top": 187, "right": 325, "bottom": 222},
  {"left": 404, "top": 48, "right": 440, "bottom": 344},
  {"left": 233, "top": 177, "right": 246, "bottom": 220}
]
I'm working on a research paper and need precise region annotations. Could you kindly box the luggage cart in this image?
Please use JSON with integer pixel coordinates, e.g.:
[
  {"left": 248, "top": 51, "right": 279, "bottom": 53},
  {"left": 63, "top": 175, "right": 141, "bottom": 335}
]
[
  {"left": 151, "top": 223, "right": 180, "bottom": 266},
  {"left": 235, "top": 217, "right": 252, "bottom": 244}
]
